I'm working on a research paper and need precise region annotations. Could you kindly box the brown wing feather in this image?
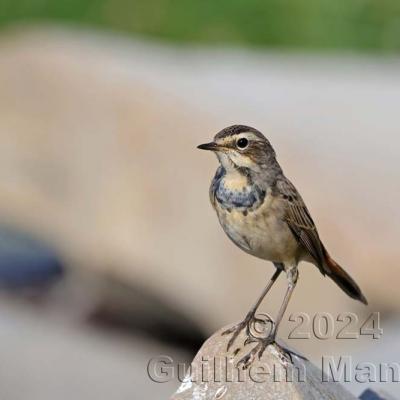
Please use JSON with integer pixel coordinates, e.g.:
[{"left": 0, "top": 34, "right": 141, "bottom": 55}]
[
  {"left": 277, "top": 178, "right": 327, "bottom": 274},
  {"left": 276, "top": 178, "right": 367, "bottom": 304}
]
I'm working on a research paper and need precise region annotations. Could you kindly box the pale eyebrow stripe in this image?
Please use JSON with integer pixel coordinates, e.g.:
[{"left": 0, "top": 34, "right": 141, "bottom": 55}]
[{"left": 240, "top": 132, "right": 263, "bottom": 142}]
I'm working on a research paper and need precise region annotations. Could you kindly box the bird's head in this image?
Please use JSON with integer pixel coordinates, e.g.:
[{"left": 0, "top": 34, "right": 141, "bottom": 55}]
[{"left": 197, "top": 125, "right": 277, "bottom": 172}]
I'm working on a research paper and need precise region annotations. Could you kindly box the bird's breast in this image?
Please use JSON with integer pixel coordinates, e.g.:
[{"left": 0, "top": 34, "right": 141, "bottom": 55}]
[
  {"left": 211, "top": 169, "right": 266, "bottom": 212},
  {"left": 210, "top": 169, "right": 298, "bottom": 262}
]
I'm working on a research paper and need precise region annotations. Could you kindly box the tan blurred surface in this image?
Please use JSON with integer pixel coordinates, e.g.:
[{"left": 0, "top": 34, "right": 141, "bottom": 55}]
[{"left": 0, "top": 26, "right": 398, "bottom": 360}]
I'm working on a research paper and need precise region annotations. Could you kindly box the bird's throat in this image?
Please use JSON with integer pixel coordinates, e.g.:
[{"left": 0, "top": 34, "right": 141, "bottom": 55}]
[{"left": 212, "top": 167, "right": 266, "bottom": 211}]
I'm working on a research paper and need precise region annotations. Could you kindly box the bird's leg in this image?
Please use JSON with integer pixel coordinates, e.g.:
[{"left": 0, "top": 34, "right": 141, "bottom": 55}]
[
  {"left": 237, "top": 267, "right": 298, "bottom": 369},
  {"left": 270, "top": 267, "right": 298, "bottom": 342},
  {"left": 222, "top": 267, "right": 282, "bottom": 351}
]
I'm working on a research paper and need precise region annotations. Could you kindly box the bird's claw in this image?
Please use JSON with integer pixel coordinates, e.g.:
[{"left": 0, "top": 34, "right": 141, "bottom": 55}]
[
  {"left": 222, "top": 316, "right": 279, "bottom": 361},
  {"left": 236, "top": 336, "right": 275, "bottom": 369},
  {"left": 233, "top": 348, "right": 241, "bottom": 357},
  {"left": 221, "top": 320, "right": 249, "bottom": 351},
  {"left": 237, "top": 347, "right": 257, "bottom": 369},
  {"left": 272, "top": 342, "right": 294, "bottom": 365},
  {"left": 244, "top": 336, "right": 257, "bottom": 346}
]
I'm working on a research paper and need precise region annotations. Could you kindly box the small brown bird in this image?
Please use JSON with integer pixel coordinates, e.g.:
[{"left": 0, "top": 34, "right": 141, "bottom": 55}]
[{"left": 198, "top": 125, "right": 367, "bottom": 365}]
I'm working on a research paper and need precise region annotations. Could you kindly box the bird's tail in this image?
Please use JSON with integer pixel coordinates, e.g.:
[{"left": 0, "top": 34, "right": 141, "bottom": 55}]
[{"left": 322, "top": 246, "right": 368, "bottom": 305}]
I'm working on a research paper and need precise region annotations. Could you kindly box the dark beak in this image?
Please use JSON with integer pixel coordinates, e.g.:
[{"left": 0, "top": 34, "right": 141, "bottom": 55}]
[{"left": 197, "top": 142, "right": 220, "bottom": 151}]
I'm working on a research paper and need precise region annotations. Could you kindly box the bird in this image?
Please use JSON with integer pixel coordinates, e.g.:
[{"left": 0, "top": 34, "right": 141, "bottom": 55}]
[{"left": 198, "top": 124, "right": 367, "bottom": 366}]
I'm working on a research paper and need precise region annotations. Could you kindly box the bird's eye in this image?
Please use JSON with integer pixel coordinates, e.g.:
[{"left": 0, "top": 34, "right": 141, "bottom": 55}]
[{"left": 236, "top": 138, "right": 249, "bottom": 149}]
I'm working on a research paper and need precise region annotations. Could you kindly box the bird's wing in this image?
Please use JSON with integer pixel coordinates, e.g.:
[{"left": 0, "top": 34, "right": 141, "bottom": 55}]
[{"left": 276, "top": 178, "right": 327, "bottom": 274}]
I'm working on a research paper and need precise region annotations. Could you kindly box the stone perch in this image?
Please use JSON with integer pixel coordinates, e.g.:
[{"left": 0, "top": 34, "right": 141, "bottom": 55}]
[{"left": 170, "top": 324, "right": 395, "bottom": 400}]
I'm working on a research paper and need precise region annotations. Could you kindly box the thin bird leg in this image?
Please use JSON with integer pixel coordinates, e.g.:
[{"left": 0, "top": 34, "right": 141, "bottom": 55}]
[
  {"left": 237, "top": 268, "right": 298, "bottom": 369},
  {"left": 222, "top": 267, "right": 282, "bottom": 351},
  {"left": 270, "top": 268, "right": 298, "bottom": 341},
  {"left": 248, "top": 267, "right": 283, "bottom": 321}
]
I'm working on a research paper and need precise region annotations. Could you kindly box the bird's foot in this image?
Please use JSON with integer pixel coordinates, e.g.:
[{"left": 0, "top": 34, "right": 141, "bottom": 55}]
[
  {"left": 222, "top": 313, "right": 274, "bottom": 352},
  {"left": 236, "top": 335, "right": 275, "bottom": 369},
  {"left": 221, "top": 319, "right": 249, "bottom": 352},
  {"left": 237, "top": 338, "right": 294, "bottom": 370},
  {"left": 272, "top": 342, "right": 294, "bottom": 366}
]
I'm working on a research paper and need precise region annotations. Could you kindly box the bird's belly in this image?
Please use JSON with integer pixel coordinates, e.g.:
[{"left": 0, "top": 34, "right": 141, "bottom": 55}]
[{"left": 216, "top": 200, "right": 298, "bottom": 263}]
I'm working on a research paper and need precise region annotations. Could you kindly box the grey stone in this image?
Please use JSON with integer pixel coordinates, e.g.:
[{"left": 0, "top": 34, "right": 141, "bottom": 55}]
[{"left": 171, "top": 324, "right": 358, "bottom": 400}]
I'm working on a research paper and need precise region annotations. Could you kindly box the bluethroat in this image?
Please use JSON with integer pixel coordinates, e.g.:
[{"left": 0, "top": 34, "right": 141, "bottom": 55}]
[{"left": 198, "top": 125, "right": 367, "bottom": 366}]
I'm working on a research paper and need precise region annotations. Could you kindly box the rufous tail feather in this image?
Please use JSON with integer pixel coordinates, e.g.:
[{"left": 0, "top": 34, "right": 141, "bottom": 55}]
[{"left": 322, "top": 246, "right": 367, "bottom": 305}]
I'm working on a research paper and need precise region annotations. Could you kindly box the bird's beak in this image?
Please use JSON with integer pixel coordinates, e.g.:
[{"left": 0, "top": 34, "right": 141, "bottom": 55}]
[{"left": 197, "top": 142, "right": 221, "bottom": 151}]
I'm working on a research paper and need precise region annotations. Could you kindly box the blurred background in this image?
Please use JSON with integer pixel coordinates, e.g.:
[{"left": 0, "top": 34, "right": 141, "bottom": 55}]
[{"left": 0, "top": 0, "right": 399, "bottom": 398}]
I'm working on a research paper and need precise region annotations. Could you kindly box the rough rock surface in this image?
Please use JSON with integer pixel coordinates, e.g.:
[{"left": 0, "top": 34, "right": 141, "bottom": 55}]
[{"left": 171, "top": 324, "right": 357, "bottom": 400}]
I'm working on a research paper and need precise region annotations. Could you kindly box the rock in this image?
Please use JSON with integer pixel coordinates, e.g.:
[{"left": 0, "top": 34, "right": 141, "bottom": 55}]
[
  {"left": 0, "top": 296, "right": 189, "bottom": 400},
  {"left": 171, "top": 324, "right": 357, "bottom": 400},
  {"left": 0, "top": 227, "right": 63, "bottom": 289}
]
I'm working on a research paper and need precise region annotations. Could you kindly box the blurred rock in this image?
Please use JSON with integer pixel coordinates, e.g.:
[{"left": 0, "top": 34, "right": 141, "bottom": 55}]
[
  {"left": 88, "top": 276, "right": 206, "bottom": 352},
  {"left": 0, "top": 296, "right": 189, "bottom": 400},
  {"left": 0, "top": 226, "right": 63, "bottom": 290},
  {"left": 171, "top": 324, "right": 357, "bottom": 400}
]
